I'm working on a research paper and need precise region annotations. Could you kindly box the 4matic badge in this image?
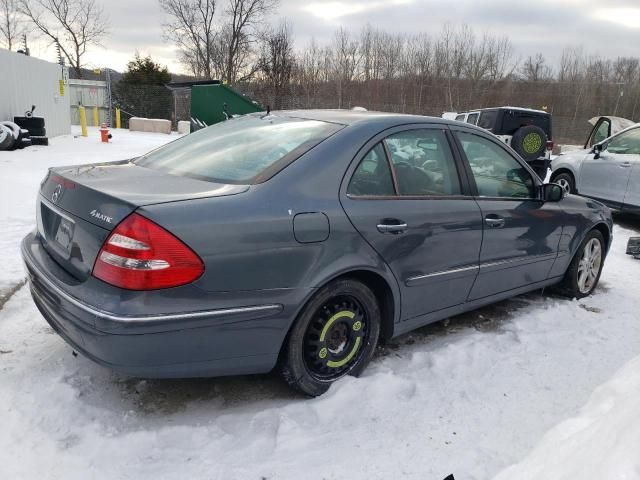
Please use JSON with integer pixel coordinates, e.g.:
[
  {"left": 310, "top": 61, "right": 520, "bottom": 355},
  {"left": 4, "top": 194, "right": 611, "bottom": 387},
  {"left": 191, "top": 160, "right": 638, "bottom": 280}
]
[{"left": 90, "top": 209, "right": 113, "bottom": 224}]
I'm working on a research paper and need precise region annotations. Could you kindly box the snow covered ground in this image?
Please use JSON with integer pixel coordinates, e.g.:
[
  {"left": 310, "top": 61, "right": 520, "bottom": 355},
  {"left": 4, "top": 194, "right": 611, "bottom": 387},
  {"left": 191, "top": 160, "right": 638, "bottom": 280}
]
[{"left": 1, "top": 128, "right": 639, "bottom": 480}]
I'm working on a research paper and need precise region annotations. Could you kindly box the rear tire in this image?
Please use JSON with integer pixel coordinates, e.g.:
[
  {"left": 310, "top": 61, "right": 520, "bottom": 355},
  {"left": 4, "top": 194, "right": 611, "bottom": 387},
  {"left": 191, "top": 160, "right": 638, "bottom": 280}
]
[
  {"left": 551, "top": 172, "right": 576, "bottom": 195},
  {"left": 556, "top": 230, "right": 605, "bottom": 298},
  {"left": 281, "top": 279, "right": 381, "bottom": 396}
]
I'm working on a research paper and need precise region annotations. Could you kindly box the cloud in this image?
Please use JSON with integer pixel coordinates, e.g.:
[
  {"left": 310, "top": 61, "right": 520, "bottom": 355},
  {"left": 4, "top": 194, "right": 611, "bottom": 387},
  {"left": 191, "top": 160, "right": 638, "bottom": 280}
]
[
  {"left": 302, "top": 0, "right": 414, "bottom": 21},
  {"left": 17, "top": 0, "right": 640, "bottom": 74},
  {"left": 593, "top": 7, "right": 640, "bottom": 28}
]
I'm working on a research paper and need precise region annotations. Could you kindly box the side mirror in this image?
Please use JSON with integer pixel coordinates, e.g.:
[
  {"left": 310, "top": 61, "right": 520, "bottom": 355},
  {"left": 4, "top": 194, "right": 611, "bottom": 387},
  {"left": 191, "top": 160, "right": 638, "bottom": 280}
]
[
  {"left": 542, "top": 183, "right": 564, "bottom": 202},
  {"left": 591, "top": 143, "right": 604, "bottom": 159}
]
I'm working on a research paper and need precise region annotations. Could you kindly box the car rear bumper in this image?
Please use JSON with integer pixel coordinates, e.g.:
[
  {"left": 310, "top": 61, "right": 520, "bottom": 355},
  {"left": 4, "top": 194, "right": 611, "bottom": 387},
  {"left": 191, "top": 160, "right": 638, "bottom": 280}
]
[{"left": 21, "top": 232, "right": 301, "bottom": 378}]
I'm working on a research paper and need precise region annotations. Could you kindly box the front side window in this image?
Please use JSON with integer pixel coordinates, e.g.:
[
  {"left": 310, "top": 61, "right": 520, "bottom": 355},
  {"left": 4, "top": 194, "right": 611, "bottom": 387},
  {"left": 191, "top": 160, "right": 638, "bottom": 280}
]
[
  {"left": 466, "top": 113, "right": 479, "bottom": 125},
  {"left": 457, "top": 132, "right": 535, "bottom": 199},
  {"left": 347, "top": 143, "right": 394, "bottom": 196},
  {"left": 134, "top": 115, "right": 342, "bottom": 184},
  {"left": 455, "top": 114, "right": 466, "bottom": 122},
  {"left": 385, "top": 130, "right": 461, "bottom": 196},
  {"left": 607, "top": 127, "right": 640, "bottom": 155}
]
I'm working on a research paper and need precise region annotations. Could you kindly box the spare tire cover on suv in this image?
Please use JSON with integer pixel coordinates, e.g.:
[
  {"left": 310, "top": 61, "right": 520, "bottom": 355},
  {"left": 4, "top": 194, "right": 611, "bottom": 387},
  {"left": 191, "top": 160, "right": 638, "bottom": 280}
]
[{"left": 511, "top": 125, "right": 547, "bottom": 160}]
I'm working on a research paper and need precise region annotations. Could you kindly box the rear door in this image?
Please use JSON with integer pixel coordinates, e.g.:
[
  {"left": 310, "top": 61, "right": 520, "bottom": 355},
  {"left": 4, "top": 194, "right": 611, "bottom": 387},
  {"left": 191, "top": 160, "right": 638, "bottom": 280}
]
[
  {"left": 452, "top": 129, "right": 564, "bottom": 300},
  {"left": 341, "top": 125, "right": 483, "bottom": 320},
  {"left": 579, "top": 127, "right": 640, "bottom": 205}
]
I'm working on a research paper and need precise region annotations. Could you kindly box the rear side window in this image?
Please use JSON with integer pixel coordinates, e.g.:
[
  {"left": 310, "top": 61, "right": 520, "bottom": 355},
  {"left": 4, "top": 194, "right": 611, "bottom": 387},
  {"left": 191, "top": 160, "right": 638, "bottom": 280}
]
[
  {"left": 134, "top": 115, "right": 342, "bottom": 184},
  {"left": 348, "top": 144, "right": 394, "bottom": 196},
  {"left": 477, "top": 111, "right": 497, "bottom": 130},
  {"left": 466, "top": 113, "right": 479, "bottom": 125},
  {"left": 455, "top": 114, "right": 466, "bottom": 122}
]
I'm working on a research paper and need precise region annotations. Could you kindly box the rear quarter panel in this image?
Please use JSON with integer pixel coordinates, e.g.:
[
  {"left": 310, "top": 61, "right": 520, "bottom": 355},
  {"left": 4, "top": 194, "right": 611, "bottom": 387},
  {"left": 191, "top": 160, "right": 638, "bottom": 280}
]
[{"left": 137, "top": 120, "right": 404, "bottom": 321}]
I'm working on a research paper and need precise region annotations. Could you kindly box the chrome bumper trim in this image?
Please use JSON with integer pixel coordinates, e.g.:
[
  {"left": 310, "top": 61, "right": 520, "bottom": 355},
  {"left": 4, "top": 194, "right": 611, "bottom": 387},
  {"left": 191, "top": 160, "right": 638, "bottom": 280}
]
[{"left": 23, "top": 249, "right": 282, "bottom": 324}]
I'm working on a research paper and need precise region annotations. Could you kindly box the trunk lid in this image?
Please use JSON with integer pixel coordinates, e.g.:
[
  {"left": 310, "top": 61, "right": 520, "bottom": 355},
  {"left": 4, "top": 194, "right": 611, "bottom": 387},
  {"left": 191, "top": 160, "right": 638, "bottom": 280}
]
[{"left": 37, "top": 160, "right": 248, "bottom": 281}]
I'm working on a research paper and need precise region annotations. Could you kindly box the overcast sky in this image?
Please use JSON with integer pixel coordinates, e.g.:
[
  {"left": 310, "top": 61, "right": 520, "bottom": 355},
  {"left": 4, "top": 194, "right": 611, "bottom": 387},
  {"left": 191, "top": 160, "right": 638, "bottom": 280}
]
[{"left": 25, "top": 0, "right": 640, "bottom": 74}]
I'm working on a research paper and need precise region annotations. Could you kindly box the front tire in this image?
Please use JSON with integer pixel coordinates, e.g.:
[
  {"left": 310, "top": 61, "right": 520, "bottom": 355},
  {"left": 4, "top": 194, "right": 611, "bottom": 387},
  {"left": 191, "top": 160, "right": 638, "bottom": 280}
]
[
  {"left": 557, "top": 230, "right": 605, "bottom": 298},
  {"left": 281, "top": 279, "right": 381, "bottom": 396}
]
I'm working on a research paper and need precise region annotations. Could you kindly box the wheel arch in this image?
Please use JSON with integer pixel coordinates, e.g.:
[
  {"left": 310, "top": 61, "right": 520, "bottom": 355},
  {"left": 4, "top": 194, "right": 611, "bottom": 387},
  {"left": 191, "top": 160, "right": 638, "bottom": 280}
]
[
  {"left": 279, "top": 267, "right": 400, "bottom": 364},
  {"left": 591, "top": 222, "right": 612, "bottom": 252},
  {"left": 551, "top": 167, "right": 575, "bottom": 182}
]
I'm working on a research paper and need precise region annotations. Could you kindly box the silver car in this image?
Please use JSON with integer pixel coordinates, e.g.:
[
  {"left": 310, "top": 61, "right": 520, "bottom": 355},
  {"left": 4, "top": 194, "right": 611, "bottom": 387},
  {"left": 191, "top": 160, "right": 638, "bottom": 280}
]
[{"left": 551, "top": 121, "right": 640, "bottom": 214}]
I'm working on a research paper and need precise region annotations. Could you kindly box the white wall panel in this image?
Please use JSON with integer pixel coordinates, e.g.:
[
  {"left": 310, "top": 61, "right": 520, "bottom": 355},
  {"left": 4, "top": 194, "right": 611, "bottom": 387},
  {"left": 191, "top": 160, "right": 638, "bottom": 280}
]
[{"left": 0, "top": 49, "right": 71, "bottom": 137}]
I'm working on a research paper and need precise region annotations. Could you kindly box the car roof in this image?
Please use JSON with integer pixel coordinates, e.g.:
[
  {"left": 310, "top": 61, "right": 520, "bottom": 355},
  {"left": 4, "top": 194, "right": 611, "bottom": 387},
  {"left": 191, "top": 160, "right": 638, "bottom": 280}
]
[
  {"left": 272, "top": 109, "right": 453, "bottom": 127},
  {"left": 459, "top": 106, "right": 549, "bottom": 116}
]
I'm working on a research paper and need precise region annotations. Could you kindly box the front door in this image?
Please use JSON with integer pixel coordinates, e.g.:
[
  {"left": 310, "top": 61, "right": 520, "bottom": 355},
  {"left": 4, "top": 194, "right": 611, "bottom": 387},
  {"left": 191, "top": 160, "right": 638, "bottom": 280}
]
[
  {"left": 341, "top": 127, "right": 483, "bottom": 320},
  {"left": 579, "top": 127, "right": 640, "bottom": 205},
  {"left": 453, "top": 130, "right": 565, "bottom": 300}
]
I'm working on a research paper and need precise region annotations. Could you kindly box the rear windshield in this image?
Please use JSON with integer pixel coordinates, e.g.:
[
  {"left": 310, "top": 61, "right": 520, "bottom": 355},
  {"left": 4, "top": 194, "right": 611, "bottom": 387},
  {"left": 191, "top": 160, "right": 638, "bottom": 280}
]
[{"left": 134, "top": 115, "right": 343, "bottom": 184}]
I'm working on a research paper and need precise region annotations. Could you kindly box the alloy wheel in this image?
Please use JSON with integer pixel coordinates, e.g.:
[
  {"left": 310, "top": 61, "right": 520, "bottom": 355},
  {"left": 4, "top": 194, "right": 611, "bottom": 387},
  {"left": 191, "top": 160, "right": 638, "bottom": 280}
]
[
  {"left": 557, "top": 178, "right": 571, "bottom": 195},
  {"left": 577, "top": 237, "right": 603, "bottom": 294}
]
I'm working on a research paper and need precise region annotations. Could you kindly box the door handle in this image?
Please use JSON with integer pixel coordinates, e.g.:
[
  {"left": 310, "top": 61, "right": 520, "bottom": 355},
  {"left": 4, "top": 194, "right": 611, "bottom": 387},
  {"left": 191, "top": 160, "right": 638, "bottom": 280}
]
[
  {"left": 377, "top": 221, "right": 408, "bottom": 234},
  {"left": 485, "top": 215, "right": 505, "bottom": 228}
]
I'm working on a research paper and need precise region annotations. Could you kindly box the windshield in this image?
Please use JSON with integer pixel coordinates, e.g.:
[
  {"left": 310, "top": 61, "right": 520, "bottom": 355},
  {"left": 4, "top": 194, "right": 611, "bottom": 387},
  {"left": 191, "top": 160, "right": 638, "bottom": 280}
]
[{"left": 134, "top": 115, "right": 343, "bottom": 184}]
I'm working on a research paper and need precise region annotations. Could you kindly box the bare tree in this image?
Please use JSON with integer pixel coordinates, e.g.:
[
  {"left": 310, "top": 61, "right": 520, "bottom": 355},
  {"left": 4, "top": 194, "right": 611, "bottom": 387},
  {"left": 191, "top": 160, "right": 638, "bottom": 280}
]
[
  {"left": 224, "top": 0, "right": 278, "bottom": 83},
  {"left": 1, "top": 0, "right": 22, "bottom": 50},
  {"left": 520, "top": 53, "right": 552, "bottom": 82},
  {"left": 19, "top": 0, "right": 108, "bottom": 77},
  {"left": 257, "top": 20, "right": 294, "bottom": 109},
  {"left": 159, "top": 0, "right": 216, "bottom": 79}
]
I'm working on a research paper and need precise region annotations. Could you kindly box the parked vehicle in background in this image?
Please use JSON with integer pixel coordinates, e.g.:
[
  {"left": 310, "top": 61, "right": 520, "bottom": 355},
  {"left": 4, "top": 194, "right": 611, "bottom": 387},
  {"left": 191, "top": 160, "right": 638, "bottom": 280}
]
[
  {"left": 583, "top": 116, "right": 636, "bottom": 149},
  {"left": 551, "top": 119, "right": 640, "bottom": 214},
  {"left": 22, "top": 110, "right": 612, "bottom": 397},
  {"left": 445, "top": 107, "right": 553, "bottom": 179}
]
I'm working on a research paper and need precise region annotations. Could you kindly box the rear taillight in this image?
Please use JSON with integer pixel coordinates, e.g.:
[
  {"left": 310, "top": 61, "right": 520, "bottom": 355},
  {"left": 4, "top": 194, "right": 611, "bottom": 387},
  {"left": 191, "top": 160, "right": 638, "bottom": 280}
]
[
  {"left": 546, "top": 140, "right": 554, "bottom": 151},
  {"left": 93, "top": 213, "right": 204, "bottom": 290}
]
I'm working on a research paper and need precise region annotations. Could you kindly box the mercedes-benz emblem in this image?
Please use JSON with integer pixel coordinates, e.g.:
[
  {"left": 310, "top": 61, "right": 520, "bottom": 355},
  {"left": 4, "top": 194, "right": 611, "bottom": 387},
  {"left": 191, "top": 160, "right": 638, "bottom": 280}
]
[{"left": 51, "top": 184, "right": 63, "bottom": 203}]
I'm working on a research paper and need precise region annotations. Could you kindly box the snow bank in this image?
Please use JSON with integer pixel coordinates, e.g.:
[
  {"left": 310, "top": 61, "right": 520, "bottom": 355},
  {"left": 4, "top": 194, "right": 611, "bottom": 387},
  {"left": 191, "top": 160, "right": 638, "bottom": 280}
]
[{"left": 494, "top": 354, "right": 640, "bottom": 479}]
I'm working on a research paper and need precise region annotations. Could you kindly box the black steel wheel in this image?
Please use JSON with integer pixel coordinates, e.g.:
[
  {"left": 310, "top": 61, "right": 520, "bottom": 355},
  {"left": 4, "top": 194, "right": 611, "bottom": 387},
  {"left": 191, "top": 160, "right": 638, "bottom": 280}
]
[
  {"left": 281, "top": 279, "right": 381, "bottom": 396},
  {"left": 303, "top": 294, "right": 369, "bottom": 381}
]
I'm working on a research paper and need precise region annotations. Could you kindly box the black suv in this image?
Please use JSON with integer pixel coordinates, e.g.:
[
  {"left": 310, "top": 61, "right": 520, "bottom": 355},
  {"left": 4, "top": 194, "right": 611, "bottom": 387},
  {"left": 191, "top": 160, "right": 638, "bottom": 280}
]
[{"left": 452, "top": 107, "right": 553, "bottom": 178}]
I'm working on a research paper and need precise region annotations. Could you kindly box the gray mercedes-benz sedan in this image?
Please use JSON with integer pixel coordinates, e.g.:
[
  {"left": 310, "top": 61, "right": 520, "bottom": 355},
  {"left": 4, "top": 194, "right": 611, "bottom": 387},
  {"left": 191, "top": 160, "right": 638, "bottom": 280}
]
[{"left": 22, "top": 110, "right": 613, "bottom": 396}]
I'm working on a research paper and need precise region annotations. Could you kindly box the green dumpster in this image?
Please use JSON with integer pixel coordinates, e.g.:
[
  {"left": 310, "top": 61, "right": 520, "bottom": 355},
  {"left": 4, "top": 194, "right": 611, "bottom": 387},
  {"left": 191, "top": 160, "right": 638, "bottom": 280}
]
[{"left": 190, "top": 84, "right": 262, "bottom": 125}]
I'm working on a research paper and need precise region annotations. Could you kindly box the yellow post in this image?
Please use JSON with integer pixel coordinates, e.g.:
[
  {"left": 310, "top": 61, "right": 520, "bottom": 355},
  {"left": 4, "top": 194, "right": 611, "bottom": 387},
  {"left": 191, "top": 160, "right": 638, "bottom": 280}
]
[
  {"left": 115, "top": 108, "right": 121, "bottom": 129},
  {"left": 92, "top": 106, "right": 99, "bottom": 127},
  {"left": 78, "top": 106, "right": 88, "bottom": 137}
]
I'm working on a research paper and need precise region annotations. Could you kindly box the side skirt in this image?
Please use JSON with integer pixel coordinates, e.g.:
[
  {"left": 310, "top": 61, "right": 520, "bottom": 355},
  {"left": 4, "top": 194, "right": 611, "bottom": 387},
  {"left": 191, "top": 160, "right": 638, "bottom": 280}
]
[{"left": 392, "top": 276, "right": 563, "bottom": 338}]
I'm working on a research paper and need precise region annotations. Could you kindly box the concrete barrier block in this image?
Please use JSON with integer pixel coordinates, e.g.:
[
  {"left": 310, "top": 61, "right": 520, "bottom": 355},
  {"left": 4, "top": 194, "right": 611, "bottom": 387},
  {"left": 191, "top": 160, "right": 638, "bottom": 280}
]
[
  {"left": 177, "top": 121, "right": 191, "bottom": 135},
  {"left": 129, "top": 117, "right": 172, "bottom": 134}
]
